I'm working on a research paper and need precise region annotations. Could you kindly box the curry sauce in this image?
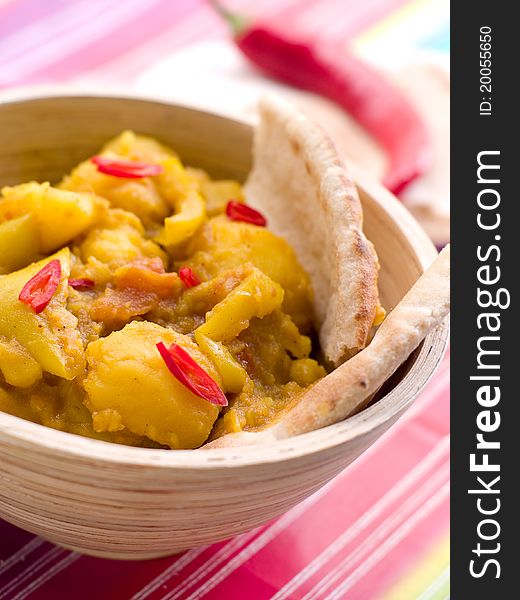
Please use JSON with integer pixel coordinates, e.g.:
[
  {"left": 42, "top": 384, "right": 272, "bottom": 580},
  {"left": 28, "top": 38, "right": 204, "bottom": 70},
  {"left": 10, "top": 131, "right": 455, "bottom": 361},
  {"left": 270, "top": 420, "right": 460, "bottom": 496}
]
[{"left": 0, "top": 131, "right": 326, "bottom": 449}]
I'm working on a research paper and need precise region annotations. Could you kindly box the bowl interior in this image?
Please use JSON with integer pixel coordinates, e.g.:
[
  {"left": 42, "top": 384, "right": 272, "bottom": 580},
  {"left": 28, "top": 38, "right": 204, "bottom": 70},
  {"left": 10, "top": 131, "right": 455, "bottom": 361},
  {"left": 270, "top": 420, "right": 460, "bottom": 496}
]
[{"left": 0, "top": 94, "right": 443, "bottom": 463}]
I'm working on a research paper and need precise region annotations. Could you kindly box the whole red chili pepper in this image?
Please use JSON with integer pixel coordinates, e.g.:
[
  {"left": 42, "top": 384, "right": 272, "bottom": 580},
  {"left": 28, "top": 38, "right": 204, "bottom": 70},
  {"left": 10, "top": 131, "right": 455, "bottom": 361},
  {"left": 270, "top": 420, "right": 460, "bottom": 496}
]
[
  {"left": 19, "top": 259, "right": 62, "bottom": 314},
  {"left": 209, "top": 1, "right": 431, "bottom": 195}
]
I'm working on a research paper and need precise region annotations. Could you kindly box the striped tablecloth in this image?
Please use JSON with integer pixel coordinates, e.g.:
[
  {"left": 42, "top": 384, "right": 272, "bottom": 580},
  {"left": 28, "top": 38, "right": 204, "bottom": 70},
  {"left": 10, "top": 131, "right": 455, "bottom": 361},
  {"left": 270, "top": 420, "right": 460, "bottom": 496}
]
[{"left": 0, "top": 1, "right": 450, "bottom": 598}]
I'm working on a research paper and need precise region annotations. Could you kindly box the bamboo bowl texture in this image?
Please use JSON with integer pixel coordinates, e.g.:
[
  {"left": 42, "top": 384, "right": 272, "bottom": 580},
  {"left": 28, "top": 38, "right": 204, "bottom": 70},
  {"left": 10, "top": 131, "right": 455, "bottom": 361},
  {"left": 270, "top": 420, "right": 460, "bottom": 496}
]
[{"left": 0, "top": 94, "right": 448, "bottom": 560}]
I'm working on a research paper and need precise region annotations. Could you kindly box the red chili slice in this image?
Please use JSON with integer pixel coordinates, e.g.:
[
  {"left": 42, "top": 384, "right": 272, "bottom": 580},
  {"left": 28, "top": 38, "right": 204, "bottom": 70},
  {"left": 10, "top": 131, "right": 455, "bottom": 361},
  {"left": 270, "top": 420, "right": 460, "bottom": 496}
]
[
  {"left": 91, "top": 156, "right": 164, "bottom": 179},
  {"left": 178, "top": 266, "right": 201, "bottom": 288},
  {"left": 19, "top": 259, "right": 62, "bottom": 314},
  {"left": 157, "top": 342, "right": 228, "bottom": 407},
  {"left": 69, "top": 278, "right": 95, "bottom": 291},
  {"left": 226, "top": 200, "right": 267, "bottom": 226}
]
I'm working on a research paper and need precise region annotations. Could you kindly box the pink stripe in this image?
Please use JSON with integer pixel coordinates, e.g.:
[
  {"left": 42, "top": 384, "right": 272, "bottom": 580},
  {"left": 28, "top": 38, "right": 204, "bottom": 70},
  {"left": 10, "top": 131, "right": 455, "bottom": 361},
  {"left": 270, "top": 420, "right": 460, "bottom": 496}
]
[
  {"left": 129, "top": 397, "right": 427, "bottom": 600},
  {"left": 20, "top": 0, "right": 202, "bottom": 86},
  {"left": 0, "top": 387, "right": 448, "bottom": 599},
  {"left": 326, "top": 0, "right": 410, "bottom": 41},
  {"left": 135, "top": 533, "right": 260, "bottom": 600},
  {"left": 0, "top": 547, "right": 67, "bottom": 599},
  {"left": 300, "top": 471, "right": 449, "bottom": 599},
  {"left": 0, "top": 0, "right": 406, "bottom": 87},
  {"left": 271, "top": 438, "right": 449, "bottom": 600},
  {"left": 272, "top": 0, "right": 409, "bottom": 40},
  {"left": 10, "top": 553, "right": 80, "bottom": 600},
  {"left": 74, "top": 0, "right": 305, "bottom": 85},
  {"left": 159, "top": 479, "right": 341, "bottom": 600},
  {"left": 130, "top": 546, "right": 210, "bottom": 600},
  {"left": 0, "top": 0, "right": 190, "bottom": 87},
  {"left": 196, "top": 458, "right": 449, "bottom": 599},
  {"left": 347, "top": 505, "right": 449, "bottom": 599},
  {"left": 324, "top": 490, "right": 450, "bottom": 600},
  {"left": 0, "top": 0, "right": 60, "bottom": 39},
  {"left": 176, "top": 395, "right": 449, "bottom": 597},
  {"left": 0, "top": 0, "right": 259, "bottom": 85},
  {"left": 0, "top": 538, "right": 45, "bottom": 577},
  {"left": 115, "top": 377, "right": 446, "bottom": 600},
  {"left": 0, "top": 0, "right": 118, "bottom": 64}
]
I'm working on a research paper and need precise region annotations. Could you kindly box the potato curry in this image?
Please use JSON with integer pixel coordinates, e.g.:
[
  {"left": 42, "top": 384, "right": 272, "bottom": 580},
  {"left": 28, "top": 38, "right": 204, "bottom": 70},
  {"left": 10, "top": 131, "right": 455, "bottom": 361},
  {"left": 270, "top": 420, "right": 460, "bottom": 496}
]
[{"left": 0, "top": 131, "right": 327, "bottom": 449}]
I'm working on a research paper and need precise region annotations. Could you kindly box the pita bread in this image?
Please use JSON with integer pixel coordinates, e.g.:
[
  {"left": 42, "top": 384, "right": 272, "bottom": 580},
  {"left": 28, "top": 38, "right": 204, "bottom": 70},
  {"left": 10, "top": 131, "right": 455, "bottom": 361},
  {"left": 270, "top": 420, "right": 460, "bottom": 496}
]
[
  {"left": 245, "top": 95, "right": 380, "bottom": 366},
  {"left": 205, "top": 246, "right": 450, "bottom": 449}
]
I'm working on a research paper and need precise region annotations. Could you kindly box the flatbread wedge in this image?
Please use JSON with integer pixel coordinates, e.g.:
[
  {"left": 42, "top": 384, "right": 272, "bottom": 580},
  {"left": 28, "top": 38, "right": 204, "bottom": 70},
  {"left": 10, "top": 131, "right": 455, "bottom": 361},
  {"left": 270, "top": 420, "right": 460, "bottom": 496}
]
[
  {"left": 205, "top": 245, "right": 450, "bottom": 449},
  {"left": 245, "top": 95, "right": 380, "bottom": 366}
]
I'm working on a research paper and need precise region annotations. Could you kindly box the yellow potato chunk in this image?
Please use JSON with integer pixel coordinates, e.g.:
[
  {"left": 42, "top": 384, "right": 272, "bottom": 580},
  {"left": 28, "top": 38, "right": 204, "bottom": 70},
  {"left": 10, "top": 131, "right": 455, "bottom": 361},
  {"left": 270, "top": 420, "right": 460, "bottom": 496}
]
[
  {"left": 154, "top": 156, "right": 199, "bottom": 208},
  {"left": 277, "top": 311, "right": 312, "bottom": 359},
  {"left": 0, "top": 248, "right": 85, "bottom": 380},
  {"left": 199, "top": 178, "right": 245, "bottom": 217},
  {"left": 154, "top": 157, "right": 206, "bottom": 249},
  {"left": 155, "top": 189, "right": 206, "bottom": 248},
  {"left": 103, "top": 130, "right": 176, "bottom": 164},
  {"left": 289, "top": 358, "right": 327, "bottom": 387},
  {"left": 235, "top": 310, "right": 311, "bottom": 386},
  {"left": 79, "top": 209, "right": 167, "bottom": 270},
  {"left": 91, "top": 409, "right": 124, "bottom": 433},
  {"left": 83, "top": 321, "right": 221, "bottom": 449},
  {"left": 60, "top": 131, "right": 179, "bottom": 228},
  {"left": 195, "top": 333, "right": 247, "bottom": 393},
  {"left": 60, "top": 160, "right": 169, "bottom": 229},
  {"left": 0, "top": 182, "right": 104, "bottom": 253},
  {"left": 196, "top": 268, "right": 284, "bottom": 343},
  {"left": 0, "top": 337, "right": 42, "bottom": 388},
  {"left": 0, "top": 214, "right": 39, "bottom": 274},
  {"left": 373, "top": 303, "right": 386, "bottom": 326},
  {"left": 186, "top": 217, "right": 314, "bottom": 330}
]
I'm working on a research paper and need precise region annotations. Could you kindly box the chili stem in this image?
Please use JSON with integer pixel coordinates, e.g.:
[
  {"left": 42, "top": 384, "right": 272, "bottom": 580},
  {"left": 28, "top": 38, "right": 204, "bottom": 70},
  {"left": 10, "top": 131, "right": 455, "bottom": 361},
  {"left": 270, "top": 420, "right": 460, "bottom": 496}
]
[{"left": 206, "top": 0, "right": 247, "bottom": 36}]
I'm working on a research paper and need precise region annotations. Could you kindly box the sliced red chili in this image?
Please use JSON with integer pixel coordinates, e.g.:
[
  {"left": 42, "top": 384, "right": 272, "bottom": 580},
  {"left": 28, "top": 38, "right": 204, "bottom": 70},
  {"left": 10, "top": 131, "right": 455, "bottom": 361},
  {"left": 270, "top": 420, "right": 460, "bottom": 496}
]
[
  {"left": 91, "top": 155, "right": 164, "bottom": 179},
  {"left": 19, "top": 259, "right": 62, "bottom": 314},
  {"left": 226, "top": 200, "right": 267, "bottom": 226},
  {"left": 178, "top": 266, "right": 201, "bottom": 288},
  {"left": 157, "top": 342, "right": 228, "bottom": 407},
  {"left": 69, "top": 278, "right": 95, "bottom": 291}
]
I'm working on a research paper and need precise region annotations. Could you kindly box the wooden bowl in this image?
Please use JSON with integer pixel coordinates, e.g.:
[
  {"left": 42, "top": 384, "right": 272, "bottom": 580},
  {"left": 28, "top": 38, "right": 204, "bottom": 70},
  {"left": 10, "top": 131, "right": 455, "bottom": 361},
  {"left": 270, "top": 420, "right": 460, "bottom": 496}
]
[{"left": 0, "top": 93, "right": 448, "bottom": 560}]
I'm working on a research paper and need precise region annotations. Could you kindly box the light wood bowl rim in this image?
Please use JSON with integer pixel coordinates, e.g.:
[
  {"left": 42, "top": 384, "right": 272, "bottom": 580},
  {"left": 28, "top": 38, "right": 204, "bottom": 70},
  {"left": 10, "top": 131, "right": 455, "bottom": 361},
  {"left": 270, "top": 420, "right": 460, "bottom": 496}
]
[{"left": 0, "top": 89, "right": 448, "bottom": 469}]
